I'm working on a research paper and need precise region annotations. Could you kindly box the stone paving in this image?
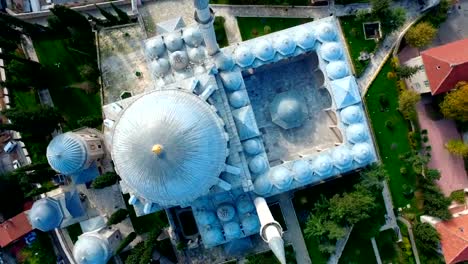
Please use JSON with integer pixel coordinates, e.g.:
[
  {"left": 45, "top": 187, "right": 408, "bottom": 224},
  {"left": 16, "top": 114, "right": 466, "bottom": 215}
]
[{"left": 371, "top": 237, "right": 383, "bottom": 264}]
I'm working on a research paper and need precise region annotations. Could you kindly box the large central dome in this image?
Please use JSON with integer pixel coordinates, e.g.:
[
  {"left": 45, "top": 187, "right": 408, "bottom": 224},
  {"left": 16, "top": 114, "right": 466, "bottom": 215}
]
[{"left": 112, "top": 89, "right": 228, "bottom": 206}]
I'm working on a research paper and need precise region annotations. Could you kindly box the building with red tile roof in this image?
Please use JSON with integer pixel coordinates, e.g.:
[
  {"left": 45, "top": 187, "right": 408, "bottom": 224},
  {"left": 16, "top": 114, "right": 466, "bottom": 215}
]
[
  {"left": 0, "top": 212, "right": 33, "bottom": 248},
  {"left": 436, "top": 214, "right": 468, "bottom": 264},
  {"left": 421, "top": 38, "right": 468, "bottom": 95}
]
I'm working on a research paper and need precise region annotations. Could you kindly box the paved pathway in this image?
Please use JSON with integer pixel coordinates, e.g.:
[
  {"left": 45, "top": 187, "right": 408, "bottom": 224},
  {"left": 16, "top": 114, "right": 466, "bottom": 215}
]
[
  {"left": 370, "top": 237, "right": 383, "bottom": 264},
  {"left": 379, "top": 181, "right": 399, "bottom": 232},
  {"left": 398, "top": 217, "right": 421, "bottom": 264},
  {"left": 327, "top": 226, "right": 353, "bottom": 264},
  {"left": 278, "top": 193, "right": 312, "bottom": 264}
]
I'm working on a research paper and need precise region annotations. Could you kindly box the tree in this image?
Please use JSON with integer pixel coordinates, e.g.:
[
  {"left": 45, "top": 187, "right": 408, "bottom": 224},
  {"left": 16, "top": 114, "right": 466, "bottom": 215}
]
[
  {"left": 446, "top": 139, "right": 468, "bottom": 157},
  {"left": 440, "top": 82, "right": 468, "bottom": 122},
  {"left": 47, "top": 16, "right": 70, "bottom": 36},
  {"left": 386, "top": 7, "right": 406, "bottom": 32},
  {"left": 50, "top": 5, "right": 91, "bottom": 31},
  {"left": 95, "top": 5, "right": 119, "bottom": 25},
  {"left": 395, "top": 65, "right": 422, "bottom": 79},
  {"left": 405, "top": 22, "right": 437, "bottom": 48},
  {"left": 0, "top": 177, "right": 24, "bottom": 219},
  {"left": 403, "top": 151, "right": 429, "bottom": 175},
  {"left": 425, "top": 168, "right": 441, "bottom": 182},
  {"left": 111, "top": 3, "right": 130, "bottom": 24},
  {"left": 19, "top": 232, "right": 56, "bottom": 264},
  {"left": 398, "top": 89, "right": 420, "bottom": 119},
  {"left": 357, "top": 164, "right": 389, "bottom": 195},
  {"left": 107, "top": 208, "right": 129, "bottom": 226},
  {"left": 0, "top": 13, "right": 46, "bottom": 37},
  {"left": 263, "top": 25, "right": 271, "bottom": 34},
  {"left": 329, "top": 191, "right": 375, "bottom": 225},
  {"left": 413, "top": 223, "right": 440, "bottom": 254},
  {"left": 371, "top": 0, "right": 390, "bottom": 17},
  {"left": 91, "top": 172, "right": 119, "bottom": 189},
  {"left": 78, "top": 64, "right": 99, "bottom": 81},
  {"left": 2, "top": 107, "right": 63, "bottom": 137},
  {"left": 5, "top": 59, "right": 46, "bottom": 90}
]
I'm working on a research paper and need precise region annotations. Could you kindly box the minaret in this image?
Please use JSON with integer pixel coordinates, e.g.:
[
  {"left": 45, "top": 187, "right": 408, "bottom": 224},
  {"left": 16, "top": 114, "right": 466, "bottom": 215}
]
[
  {"left": 254, "top": 197, "right": 286, "bottom": 264},
  {"left": 193, "top": 0, "right": 219, "bottom": 56}
]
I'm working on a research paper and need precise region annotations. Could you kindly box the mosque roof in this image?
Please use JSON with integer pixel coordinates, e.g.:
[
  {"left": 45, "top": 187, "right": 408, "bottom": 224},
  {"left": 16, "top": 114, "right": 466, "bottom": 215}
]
[
  {"left": 220, "top": 70, "right": 242, "bottom": 91},
  {"left": 111, "top": 90, "right": 228, "bottom": 207},
  {"left": 229, "top": 90, "right": 249, "bottom": 108},
  {"left": 330, "top": 76, "right": 361, "bottom": 109},
  {"left": 156, "top": 17, "right": 185, "bottom": 34},
  {"left": 47, "top": 132, "right": 88, "bottom": 175},
  {"left": 295, "top": 27, "right": 316, "bottom": 50},
  {"left": 242, "top": 138, "right": 263, "bottom": 156},
  {"left": 346, "top": 123, "right": 369, "bottom": 143},
  {"left": 274, "top": 35, "right": 296, "bottom": 56},
  {"left": 145, "top": 36, "right": 166, "bottom": 59},
  {"left": 234, "top": 45, "right": 255, "bottom": 68},
  {"left": 326, "top": 61, "right": 349, "bottom": 80},
  {"left": 29, "top": 198, "right": 64, "bottom": 232},
  {"left": 150, "top": 58, "right": 170, "bottom": 77},
  {"left": 164, "top": 32, "right": 184, "bottom": 51},
  {"left": 195, "top": 210, "right": 217, "bottom": 226},
  {"left": 332, "top": 147, "right": 354, "bottom": 170},
  {"left": 70, "top": 162, "right": 100, "bottom": 184},
  {"left": 320, "top": 42, "right": 343, "bottom": 61},
  {"left": 232, "top": 106, "right": 261, "bottom": 140},
  {"left": 254, "top": 40, "right": 275, "bottom": 61},
  {"left": 223, "top": 222, "right": 242, "bottom": 240},
  {"left": 311, "top": 154, "right": 333, "bottom": 177},
  {"left": 253, "top": 175, "right": 273, "bottom": 195},
  {"left": 248, "top": 155, "right": 268, "bottom": 175},
  {"left": 316, "top": 22, "right": 337, "bottom": 42},
  {"left": 169, "top": 50, "right": 189, "bottom": 71},
  {"left": 217, "top": 204, "right": 236, "bottom": 222},
  {"left": 241, "top": 213, "right": 260, "bottom": 234},
  {"left": 269, "top": 90, "right": 308, "bottom": 129},
  {"left": 292, "top": 160, "right": 313, "bottom": 184},
  {"left": 352, "top": 143, "right": 374, "bottom": 164},
  {"left": 269, "top": 166, "right": 293, "bottom": 190},
  {"left": 73, "top": 233, "right": 110, "bottom": 264},
  {"left": 183, "top": 27, "right": 203, "bottom": 47},
  {"left": 236, "top": 196, "right": 254, "bottom": 215},
  {"left": 203, "top": 226, "right": 224, "bottom": 247},
  {"left": 188, "top": 46, "right": 205, "bottom": 63},
  {"left": 215, "top": 52, "right": 235, "bottom": 71},
  {"left": 340, "top": 105, "right": 364, "bottom": 124}
]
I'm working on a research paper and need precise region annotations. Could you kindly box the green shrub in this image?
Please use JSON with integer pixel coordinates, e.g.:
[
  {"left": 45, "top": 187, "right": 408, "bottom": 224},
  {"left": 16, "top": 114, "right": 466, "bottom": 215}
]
[
  {"left": 385, "top": 120, "right": 394, "bottom": 130},
  {"left": 421, "top": 129, "right": 427, "bottom": 135},
  {"left": 450, "top": 190, "right": 465, "bottom": 204},
  {"left": 135, "top": 71, "right": 141, "bottom": 77},
  {"left": 400, "top": 167, "right": 407, "bottom": 175},
  {"left": 107, "top": 208, "right": 129, "bottom": 226},
  {"left": 91, "top": 172, "right": 119, "bottom": 189},
  {"left": 379, "top": 93, "right": 390, "bottom": 110},
  {"left": 263, "top": 25, "right": 271, "bottom": 34},
  {"left": 115, "top": 232, "right": 136, "bottom": 254},
  {"left": 77, "top": 115, "right": 102, "bottom": 128}
]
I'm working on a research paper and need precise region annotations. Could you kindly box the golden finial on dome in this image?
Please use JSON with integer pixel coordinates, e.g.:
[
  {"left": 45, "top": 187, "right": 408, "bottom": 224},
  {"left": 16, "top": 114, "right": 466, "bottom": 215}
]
[{"left": 152, "top": 144, "right": 164, "bottom": 155}]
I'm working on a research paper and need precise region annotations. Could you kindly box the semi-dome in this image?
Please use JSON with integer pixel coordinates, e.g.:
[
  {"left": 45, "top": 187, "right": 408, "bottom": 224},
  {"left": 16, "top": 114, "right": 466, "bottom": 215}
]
[
  {"left": 217, "top": 204, "right": 236, "bottom": 222},
  {"left": 340, "top": 105, "right": 363, "bottom": 124},
  {"left": 203, "top": 226, "right": 224, "bottom": 246},
  {"left": 188, "top": 46, "right": 205, "bottom": 63},
  {"left": 29, "top": 198, "right": 63, "bottom": 231},
  {"left": 196, "top": 210, "right": 217, "bottom": 226},
  {"left": 253, "top": 175, "right": 273, "bottom": 195},
  {"left": 292, "top": 160, "right": 312, "bottom": 183},
  {"left": 150, "top": 58, "right": 170, "bottom": 77},
  {"left": 47, "top": 132, "right": 88, "bottom": 175},
  {"left": 248, "top": 155, "right": 268, "bottom": 174},
  {"left": 332, "top": 147, "right": 354, "bottom": 170},
  {"left": 223, "top": 222, "right": 242, "bottom": 240},
  {"left": 295, "top": 29, "right": 316, "bottom": 50},
  {"left": 73, "top": 234, "right": 110, "bottom": 264},
  {"left": 317, "top": 23, "right": 337, "bottom": 42},
  {"left": 220, "top": 71, "right": 242, "bottom": 91},
  {"left": 164, "top": 32, "right": 183, "bottom": 51},
  {"left": 169, "top": 51, "right": 189, "bottom": 71},
  {"left": 183, "top": 27, "right": 203, "bottom": 47},
  {"left": 241, "top": 213, "right": 260, "bottom": 234},
  {"left": 254, "top": 40, "right": 275, "bottom": 61},
  {"left": 346, "top": 123, "right": 369, "bottom": 143},
  {"left": 326, "top": 61, "right": 349, "bottom": 80},
  {"left": 111, "top": 90, "right": 228, "bottom": 207},
  {"left": 269, "top": 166, "right": 293, "bottom": 190},
  {"left": 145, "top": 36, "right": 166, "bottom": 59},
  {"left": 215, "top": 52, "right": 235, "bottom": 71},
  {"left": 311, "top": 155, "right": 333, "bottom": 177},
  {"left": 320, "top": 42, "right": 343, "bottom": 61},
  {"left": 274, "top": 35, "right": 296, "bottom": 56},
  {"left": 269, "top": 90, "right": 308, "bottom": 129},
  {"left": 352, "top": 143, "right": 374, "bottom": 164},
  {"left": 236, "top": 197, "right": 254, "bottom": 215},
  {"left": 229, "top": 90, "right": 249, "bottom": 108},
  {"left": 243, "top": 138, "right": 263, "bottom": 156},
  {"left": 234, "top": 45, "right": 255, "bottom": 68}
]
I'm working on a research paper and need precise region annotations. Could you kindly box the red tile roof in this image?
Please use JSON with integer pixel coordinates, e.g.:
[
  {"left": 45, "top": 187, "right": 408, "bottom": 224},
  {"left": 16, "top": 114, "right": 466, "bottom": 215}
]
[
  {"left": 436, "top": 214, "right": 468, "bottom": 264},
  {"left": 421, "top": 38, "right": 468, "bottom": 95},
  {"left": 0, "top": 212, "right": 32, "bottom": 248}
]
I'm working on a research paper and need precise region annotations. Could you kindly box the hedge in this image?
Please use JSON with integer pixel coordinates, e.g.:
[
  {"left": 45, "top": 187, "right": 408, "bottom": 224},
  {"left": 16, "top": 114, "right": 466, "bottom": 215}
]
[
  {"left": 91, "top": 172, "right": 119, "bottom": 189},
  {"left": 115, "top": 232, "right": 137, "bottom": 254},
  {"left": 107, "top": 208, "right": 129, "bottom": 226}
]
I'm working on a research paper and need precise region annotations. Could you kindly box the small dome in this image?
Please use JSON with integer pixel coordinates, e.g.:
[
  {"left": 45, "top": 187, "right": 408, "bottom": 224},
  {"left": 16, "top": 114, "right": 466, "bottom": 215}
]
[
  {"left": 326, "top": 61, "right": 349, "bottom": 80},
  {"left": 320, "top": 42, "right": 343, "bottom": 61},
  {"left": 150, "top": 58, "right": 170, "bottom": 77},
  {"left": 332, "top": 147, "right": 353, "bottom": 170},
  {"left": 29, "top": 198, "right": 63, "bottom": 231},
  {"left": 317, "top": 23, "right": 337, "bottom": 42},
  {"left": 295, "top": 29, "right": 316, "bottom": 50},
  {"left": 270, "top": 90, "right": 308, "bottom": 129},
  {"left": 340, "top": 105, "right": 363, "bottom": 124},
  {"left": 254, "top": 40, "right": 275, "bottom": 61},
  {"left": 274, "top": 35, "right": 296, "bottom": 56},
  {"left": 188, "top": 46, "right": 205, "bottom": 63},
  {"left": 223, "top": 222, "right": 242, "bottom": 240},
  {"left": 346, "top": 123, "right": 369, "bottom": 143},
  {"left": 196, "top": 210, "right": 217, "bottom": 226},
  {"left": 269, "top": 166, "right": 293, "bottom": 190},
  {"left": 253, "top": 176, "right": 273, "bottom": 195},
  {"left": 47, "top": 132, "right": 87, "bottom": 175},
  {"left": 243, "top": 139, "right": 262, "bottom": 156},
  {"left": 220, "top": 71, "right": 242, "bottom": 91},
  {"left": 215, "top": 52, "right": 235, "bottom": 71},
  {"left": 236, "top": 196, "right": 254, "bottom": 215},
  {"left": 145, "top": 37, "right": 166, "bottom": 59},
  {"left": 248, "top": 155, "right": 268, "bottom": 174},
  {"left": 203, "top": 226, "right": 224, "bottom": 246},
  {"left": 164, "top": 32, "right": 183, "bottom": 51},
  {"left": 229, "top": 90, "right": 248, "bottom": 108},
  {"left": 234, "top": 46, "right": 255, "bottom": 68},
  {"left": 292, "top": 160, "right": 312, "bottom": 183},
  {"left": 183, "top": 27, "right": 203, "bottom": 47},
  {"left": 241, "top": 213, "right": 260, "bottom": 234},
  {"left": 352, "top": 143, "right": 374, "bottom": 164},
  {"left": 217, "top": 204, "right": 236, "bottom": 222},
  {"left": 311, "top": 155, "right": 333, "bottom": 177},
  {"left": 73, "top": 234, "right": 109, "bottom": 264},
  {"left": 169, "top": 51, "right": 189, "bottom": 71}
]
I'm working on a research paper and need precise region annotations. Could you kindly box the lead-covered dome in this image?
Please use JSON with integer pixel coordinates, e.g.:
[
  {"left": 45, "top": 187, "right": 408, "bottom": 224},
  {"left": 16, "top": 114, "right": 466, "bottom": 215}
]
[
  {"left": 317, "top": 23, "right": 337, "bottom": 42},
  {"left": 234, "top": 45, "right": 255, "bottom": 68},
  {"left": 203, "top": 226, "right": 224, "bottom": 246},
  {"left": 164, "top": 32, "right": 183, "bottom": 51},
  {"left": 275, "top": 35, "right": 296, "bottom": 56},
  {"left": 73, "top": 234, "right": 110, "bottom": 264},
  {"left": 224, "top": 222, "right": 242, "bottom": 240},
  {"left": 145, "top": 36, "right": 166, "bottom": 59},
  {"left": 340, "top": 105, "right": 363, "bottom": 124},
  {"left": 253, "top": 175, "right": 273, "bottom": 195},
  {"left": 311, "top": 155, "right": 333, "bottom": 177},
  {"left": 270, "top": 90, "right": 308, "bottom": 129},
  {"left": 47, "top": 132, "right": 88, "bottom": 175},
  {"left": 241, "top": 213, "right": 260, "bottom": 234},
  {"left": 254, "top": 40, "right": 275, "bottom": 61},
  {"left": 215, "top": 52, "right": 235, "bottom": 71},
  {"left": 183, "top": 27, "right": 203, "bottom": 47},
  {"left": 188, "top": 46, "right": 205, "bottom": 63},
  {"left": 196, "top": 210, "right": 217, "bottom": 226},
  {"left": 326, "top": 61, "right": 349, "bottom": 80},
  {"left": 220, "top": 71, "right": 242, "bottom": 91},
  {"left": 112, "top": 90, "right": 228, "bottom": 207},
  {"left": 236, "top": 197, "right": 254, "bottom": 215},
  {"left": 352, "top": 143, "right": 374, "bottom": 164},
  {"left": 295, "top": 29, "right": 316, "bottom": 50},
  {"left": 150, "top": 58, "right": 170, "bottom": 77},
  {"left": 249, "top": 155, "right": 268, "bottom": 174},
  {"left": 292, "top": 160, "right": 312, "bottom": 183},
  {"left": 217, "top": 204, "right": 236, "bottom": 222},
  {"left": 346, "top": 123, "right": 369, "bottom": 143},
  {"left": 332, "top": 147, "right": 353, "bottom": 170},
  {"left": 243, "top": 138, "right": 263, "bottom": 155},
  {"left": 269, "top": 166, "right": 293, "bottom": 190},
  {"left": 320, "top": 42, "right": 343, "bottom": 61},
  {"left": 229, "top": 90, "right": 249, "bottom": 108},
  {"left": 29, "top": 198, "right": 63, "bottom": 231},
  {"left": 169, "top": 51, "right": 189, "bottom": 71}
]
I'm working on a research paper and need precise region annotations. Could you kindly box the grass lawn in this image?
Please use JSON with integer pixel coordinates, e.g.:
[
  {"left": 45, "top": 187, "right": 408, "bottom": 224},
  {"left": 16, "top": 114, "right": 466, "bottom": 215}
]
[
  {"left": 364, "top": 60, "right": 417, "bottom": 209},
  {"left": 339, "top": 230, "right": 375, "bottom": 264},
  {"left": 237, "top": 17, "right": 313, "bottom": 41},
  {"left": 123, "top": 194, "right": 169, "bottom": 234},
  {"left": 66, "top": 223, "right": 83, "bottom": 243},
  {"left": 339, "top": 16, "right": 378, "bottom": 76},
  {"left": 10, "top": 89, "right": 39, "bottom": 110},
  {"left": 212, "top": 0, "right": 310, "bottom": 5},
  {"left": 376, "top": 229, "right": 398, "bottom": 263}
]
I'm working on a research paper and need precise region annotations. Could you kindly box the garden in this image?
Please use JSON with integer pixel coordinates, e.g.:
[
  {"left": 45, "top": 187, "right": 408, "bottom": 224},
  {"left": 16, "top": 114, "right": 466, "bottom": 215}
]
[{"left": 237, "top": 17, "right": 313, "bottom": 41}]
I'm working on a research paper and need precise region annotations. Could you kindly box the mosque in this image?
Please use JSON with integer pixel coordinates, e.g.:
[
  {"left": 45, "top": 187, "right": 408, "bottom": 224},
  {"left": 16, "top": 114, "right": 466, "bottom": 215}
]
[{"left": 26, "top": 0, "right": 377, "bottom": 263}]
